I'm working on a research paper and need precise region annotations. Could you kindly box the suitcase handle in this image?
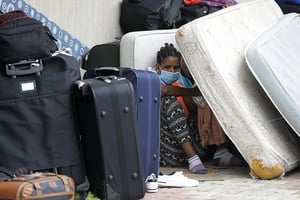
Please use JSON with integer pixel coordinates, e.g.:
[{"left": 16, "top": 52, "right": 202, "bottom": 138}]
[
  {"left": 5, "top": 59, "right": 43, "bottom": 78},
  {"left": 96, "top": 75, "right": 119, "bottom": 83},
  {"left": 94, "top": 66, "right": 120, "bottom": 77}
]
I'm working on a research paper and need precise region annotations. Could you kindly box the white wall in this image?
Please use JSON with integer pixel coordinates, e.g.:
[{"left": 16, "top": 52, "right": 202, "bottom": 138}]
[
  {"left": 25, "top": 0, "right": 123, "bottom": 48},
  {"left": 24, "top": 0, "right": 253, "bottom": 49}
]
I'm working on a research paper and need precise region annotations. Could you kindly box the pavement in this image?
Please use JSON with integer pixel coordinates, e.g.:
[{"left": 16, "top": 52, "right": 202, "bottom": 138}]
[{"left": 143, "top": 165, "right": 300, "bottom": 200}]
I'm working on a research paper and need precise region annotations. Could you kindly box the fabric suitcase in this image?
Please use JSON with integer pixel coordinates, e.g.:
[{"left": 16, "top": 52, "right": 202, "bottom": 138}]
[
  {"left": 245, "top": 13, "right": 300, "bottom": 137},
  {"left": 83, "top": 67, "right": 161, "bottom": 180},
  {"left": 81, "top": 41, "right": 120, "bottom": 70},
  {"left": 0, "top": 172, "right": 75, "bottom": 200},
  {"left": 74, "top": 77, "right": 145, "bottom": 200},
  {"left": 176, "top": 0, "right": 300, "bottom": 179},
  {"left": 0, "top": 54, "right": 88, "bottom": 192}
]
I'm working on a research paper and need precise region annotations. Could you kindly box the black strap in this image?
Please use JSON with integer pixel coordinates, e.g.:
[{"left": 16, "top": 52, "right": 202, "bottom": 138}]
[
  {"left": 0, "top": 167, "right": 16, "bottom": 182},
  {"left": 162, "top": 0, "right": 183, "bottom": 28},
  {"left": 0, "top": 167, "right": 29, "bottom": 182}
]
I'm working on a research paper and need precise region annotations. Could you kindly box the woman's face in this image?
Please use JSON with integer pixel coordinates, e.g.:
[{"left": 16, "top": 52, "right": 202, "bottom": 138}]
[{"left": 156, "top": 56, "right": 180, "bottom": 73}]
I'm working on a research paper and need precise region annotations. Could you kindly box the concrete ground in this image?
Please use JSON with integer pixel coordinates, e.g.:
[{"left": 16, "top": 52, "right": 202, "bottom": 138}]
[{"left": 143, "top": 165, "right": 300, "bottom": 200}]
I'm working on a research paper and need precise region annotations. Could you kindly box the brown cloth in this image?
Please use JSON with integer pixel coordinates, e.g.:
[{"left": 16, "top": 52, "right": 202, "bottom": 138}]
[{"left": 197, "top": 105, "right": 226, "bottom": 148}]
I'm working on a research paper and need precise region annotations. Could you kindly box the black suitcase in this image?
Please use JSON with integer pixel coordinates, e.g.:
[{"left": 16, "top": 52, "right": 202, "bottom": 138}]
[
  {"left": 81, "top": 40, "right": 120, "bottom": 70},
  {"left": 84, "top": 67, "right": 161, "bottom": 181},
  {"left": 277, "top": 2, "right": 300, "bottom": 13},
  {"left": 0, "top": 54, "right": 88, "bottom": 194},
  {"left": 74, "top": 76, "right": 145, "bottom": 200}
]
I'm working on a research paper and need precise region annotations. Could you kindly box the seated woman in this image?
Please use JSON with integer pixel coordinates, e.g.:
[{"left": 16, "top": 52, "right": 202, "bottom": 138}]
[{"left": 157, "top": 43, "right": 243, "bottom": 174}]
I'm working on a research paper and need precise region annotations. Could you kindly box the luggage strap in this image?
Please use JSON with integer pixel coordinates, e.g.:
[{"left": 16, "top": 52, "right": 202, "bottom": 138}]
[
  {"left": 0, "top": 167, "right": 29, "bottom": 182},
  {"left": 0, "top": 167, "right": 16, "bottom": 181}
]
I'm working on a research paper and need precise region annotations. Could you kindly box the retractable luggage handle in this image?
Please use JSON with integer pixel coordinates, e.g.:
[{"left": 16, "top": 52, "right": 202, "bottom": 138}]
[
  {"left": 95, "top": 75, "right": 123, "bottom": 84},
  {"left": 94, "top": 66, "right": 136, "bottom": 82},
  {"left": 5, "top": 59, "right": 43, "bottom": 78},
  {"left": 75, "top": 72, "right": 125, "bottom": 98},
  {"left": 93, "top": 66, "right": 123, "bottom": 83},
  {"left": 75, "top": 75, "right": 120, "bottom": 98},
  {"left": 94, "top": 66, "right": 120, "bottom": 77}
]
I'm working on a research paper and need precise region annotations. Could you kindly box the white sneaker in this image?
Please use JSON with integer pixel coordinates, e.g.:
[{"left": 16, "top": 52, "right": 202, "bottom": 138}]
[
  {"left": 145, "top": 173, "right": 158, "bottom": 193},
  {"left": 158, "top": 171, "right": 199, "bottom": 188}
]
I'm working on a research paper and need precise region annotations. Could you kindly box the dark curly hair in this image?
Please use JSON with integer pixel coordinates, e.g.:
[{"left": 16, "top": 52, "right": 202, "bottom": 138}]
[{"left": 157, "top": 43, "right": 181, "bottom": 64}]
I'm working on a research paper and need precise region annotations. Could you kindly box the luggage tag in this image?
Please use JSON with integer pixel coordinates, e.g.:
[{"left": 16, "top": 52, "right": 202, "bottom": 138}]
[{"left": 5, "top": 59, "right": 43, "bottom": 93}]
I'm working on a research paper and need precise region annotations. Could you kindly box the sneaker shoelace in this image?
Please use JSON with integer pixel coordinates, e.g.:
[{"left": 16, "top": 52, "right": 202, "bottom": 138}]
[{"left": 145, "top": 173, "right": 158, "bottom": 183}]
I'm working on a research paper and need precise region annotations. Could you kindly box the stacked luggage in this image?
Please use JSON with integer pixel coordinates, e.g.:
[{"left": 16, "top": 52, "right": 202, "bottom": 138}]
[
  {"left": 0, "top": 9, "right": 159, "bottom": 200},
  {"left": 80, "top": 42, "right": 161, "bottom": 199},
  {"left": 0, "top": 10, "right": 89, "bottom": 199}
]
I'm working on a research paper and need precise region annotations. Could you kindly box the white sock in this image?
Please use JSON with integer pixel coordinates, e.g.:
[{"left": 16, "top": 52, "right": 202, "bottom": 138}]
[
  {"left": 213, "top": 148, "right": 242, "bottom": 166},
  {"left": 188, "top": 155, "right": 207, "bottom": 174}
]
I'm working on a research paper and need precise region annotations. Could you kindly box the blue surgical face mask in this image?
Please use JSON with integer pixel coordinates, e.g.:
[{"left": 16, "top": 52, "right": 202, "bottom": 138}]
[
  {"left": 179, "top": 73, "right": 193, "bottom": 88},
  {"left": 160, "top": 70, "right": 180, "bottom": 84}
]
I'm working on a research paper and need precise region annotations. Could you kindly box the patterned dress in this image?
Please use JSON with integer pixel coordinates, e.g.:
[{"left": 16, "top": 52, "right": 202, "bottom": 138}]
[{"left": 159, "top": 95, "right": 204, "bottom": 167}]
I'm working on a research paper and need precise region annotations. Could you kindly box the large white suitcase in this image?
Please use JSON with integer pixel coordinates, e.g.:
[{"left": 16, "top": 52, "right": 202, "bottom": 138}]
[
  {"left": 176, "top": 0, "right": 300, "bottom": 179},
  {"left": 245, "top": 13, "right": 300, "bottom": 138}
]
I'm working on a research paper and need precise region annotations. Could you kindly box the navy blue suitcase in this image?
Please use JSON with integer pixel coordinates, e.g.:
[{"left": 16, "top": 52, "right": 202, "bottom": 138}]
[
  {"left": 83, "top": 67, "right": 161, "bottom": 180},
  {"left": 121, "top": 68, "right": 161, "bottom": 179},
  {"left": 74, "top": 76, "right": 145, "bottom": 200}
]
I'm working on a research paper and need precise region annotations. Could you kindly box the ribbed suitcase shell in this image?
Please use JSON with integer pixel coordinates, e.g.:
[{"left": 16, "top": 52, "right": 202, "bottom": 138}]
[{"left": 74, "top": 77, "right": 145, "bottom": 200}]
